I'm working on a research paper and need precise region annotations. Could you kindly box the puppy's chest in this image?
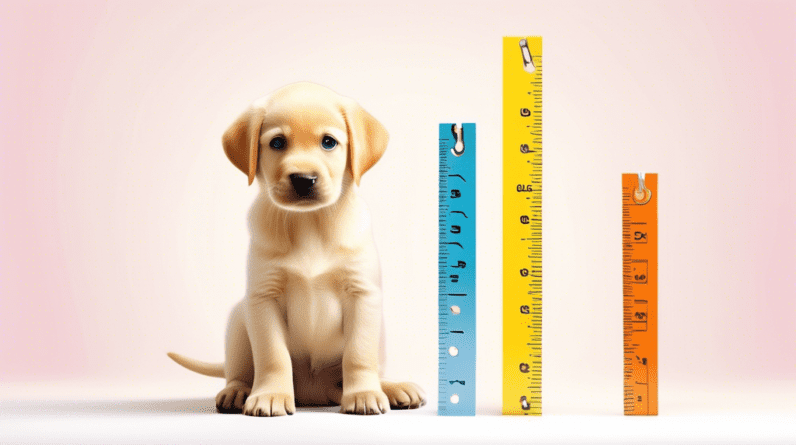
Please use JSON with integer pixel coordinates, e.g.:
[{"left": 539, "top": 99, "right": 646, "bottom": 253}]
[
  {"left": 249, "top": 226, "right": 371, "bottom": 365},
  {"left": 273, "top": 241, "right": 352, "bottom": 360},
  {"left": 276, "top": 233, "right": 352, "bottom": 288}
]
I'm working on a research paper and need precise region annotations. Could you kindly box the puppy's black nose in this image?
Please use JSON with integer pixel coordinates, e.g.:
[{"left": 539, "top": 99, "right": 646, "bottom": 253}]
[{"left": 289, "top": 173, "right": 317, "bottom": 197}]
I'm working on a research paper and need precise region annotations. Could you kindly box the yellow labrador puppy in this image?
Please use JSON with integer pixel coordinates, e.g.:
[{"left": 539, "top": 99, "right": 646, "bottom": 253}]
[{"left": 168, "top": 82, "right": 425, "bottom": 416}]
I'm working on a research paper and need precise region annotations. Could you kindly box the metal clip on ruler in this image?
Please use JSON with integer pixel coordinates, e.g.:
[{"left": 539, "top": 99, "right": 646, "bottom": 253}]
[
  {"left": 438, "top": 123, "right": 476, "bottom": 416},
  {"left": 623, "top": 173, "right": 658, "bottom": 415},
  {"left": 503, "top": 36, "right": 542, "bottom": 416}
]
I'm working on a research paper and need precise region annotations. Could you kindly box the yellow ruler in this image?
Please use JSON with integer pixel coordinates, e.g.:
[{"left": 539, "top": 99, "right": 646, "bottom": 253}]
[{"left": 503, "top": 36, "right": 542, "bottom": 415}]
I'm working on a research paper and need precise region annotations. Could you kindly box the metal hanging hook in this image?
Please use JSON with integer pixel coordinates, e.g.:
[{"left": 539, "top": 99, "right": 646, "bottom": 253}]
[
  {"left": 451, "top": 124, "right": 465, "bottom": 157},
  {"left": 519, "top": 39, "right": 535, "bottom": 74},
  {"left": 633, "top": 172, "right": 652, "bottom": 204}
]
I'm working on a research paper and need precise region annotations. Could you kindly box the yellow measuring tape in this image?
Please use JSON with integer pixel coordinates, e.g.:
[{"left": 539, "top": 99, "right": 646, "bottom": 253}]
[{"left": 503, "top": 36, "right": 542, "bottom": 415}]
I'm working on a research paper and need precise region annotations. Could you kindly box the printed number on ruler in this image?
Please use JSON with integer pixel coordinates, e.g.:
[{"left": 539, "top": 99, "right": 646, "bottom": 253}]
[
  {"left": 439, "top": 123, "right": 476, "bottom": 416},
  {"left": 503, "top": 36, "right": 542, "bottom": 416},
  {"left": 623, "top": 173, "right": 658, "bottom": 415}
]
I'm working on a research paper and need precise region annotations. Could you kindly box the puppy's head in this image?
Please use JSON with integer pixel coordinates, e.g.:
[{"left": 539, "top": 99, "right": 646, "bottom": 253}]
[{"left": 222, "top": 82, "right": 388, "bottom": 212}]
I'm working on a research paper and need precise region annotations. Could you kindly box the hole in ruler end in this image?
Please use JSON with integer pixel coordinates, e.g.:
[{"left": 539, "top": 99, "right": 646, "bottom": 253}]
[
  {"left": 451, "top": 124, "right": 465, "bottom": 157},
  {"left": 450, "top": 394, "right": 460, "bottom": 404},
  {"left": 450, "top": 305, "right": 461, "bottom": 315},
  {"left": 633, "top": 187, "right": 652, "bottom": 205},
  {"left": 448, "top": 346, "right": 459, "bottom": 357}
]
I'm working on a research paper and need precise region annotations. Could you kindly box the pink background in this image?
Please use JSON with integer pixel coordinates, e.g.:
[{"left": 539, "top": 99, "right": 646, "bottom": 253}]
[{"left": 1, "top": 0, "right": 793, "bottom": 412}]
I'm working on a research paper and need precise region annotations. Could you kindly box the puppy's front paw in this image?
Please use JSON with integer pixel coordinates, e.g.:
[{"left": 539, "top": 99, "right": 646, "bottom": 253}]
[
  {"left": 216, "top": 384, "right": 251, "bottom": 414},
  {"left": 340, "top": 390, "right": 390, "bottom": 415},
  {"left": 243, "top": 391, "right": 296, "bottom": 417},
  {"left": 382, "top": 381, "right": 427, "bottom": 409}
]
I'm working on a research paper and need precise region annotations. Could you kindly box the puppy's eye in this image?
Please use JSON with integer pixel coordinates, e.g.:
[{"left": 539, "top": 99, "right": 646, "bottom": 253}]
[
  {"left": 321, "top": 135, "right": 337, "bottom": 150},
  {"left": 269, "top": 136, "right": 286, "bottom": 150}
]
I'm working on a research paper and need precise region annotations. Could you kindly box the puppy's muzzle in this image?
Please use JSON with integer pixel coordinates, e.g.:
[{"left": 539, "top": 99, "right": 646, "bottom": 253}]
[{"left": 290, "top": 173, "right": 317, "bottom": 198}]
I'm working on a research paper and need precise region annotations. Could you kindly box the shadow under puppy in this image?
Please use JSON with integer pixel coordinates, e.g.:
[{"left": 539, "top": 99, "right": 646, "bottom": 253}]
[{"left": 169, "top": 82, "right": 425, "bottom": 416}]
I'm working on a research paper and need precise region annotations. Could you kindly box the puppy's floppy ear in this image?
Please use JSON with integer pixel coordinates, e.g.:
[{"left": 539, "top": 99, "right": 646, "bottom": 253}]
[
  {"left": 341, "top": 99, "right": 389, "bottom": 186},
  {"left": 222, "top": 107, "right": 265, "bottom": 185}
]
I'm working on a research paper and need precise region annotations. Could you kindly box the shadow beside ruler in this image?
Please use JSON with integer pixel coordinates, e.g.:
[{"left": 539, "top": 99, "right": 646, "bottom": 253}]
[
  {"left": 623, "top": 173, "right": 658, "bottom": 415},
  {"left": 438, "top": 123, "right": 476, "bottom": 416},
  {"left": 503, "top": 36, "right": 542, "bottom": 416}
]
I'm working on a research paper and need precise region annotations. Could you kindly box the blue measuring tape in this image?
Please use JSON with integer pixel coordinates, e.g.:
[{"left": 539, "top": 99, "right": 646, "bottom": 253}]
[{"left": 438, "top": 123, "right": 476, "bottom": 416}]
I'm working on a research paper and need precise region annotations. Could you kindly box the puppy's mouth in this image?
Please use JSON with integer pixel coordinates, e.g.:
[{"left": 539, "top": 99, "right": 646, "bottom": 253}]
[
  {"left": 286, "top": 189, "right": 321, "bottom": 204},
  {"left": 269, "top": 181, "right": 333, "bottom": 212}
]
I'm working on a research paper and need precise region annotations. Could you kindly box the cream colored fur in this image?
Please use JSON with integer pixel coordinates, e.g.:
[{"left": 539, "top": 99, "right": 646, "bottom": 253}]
[{"left": 169, "top": 83, "right": 425, "bottom": 416}]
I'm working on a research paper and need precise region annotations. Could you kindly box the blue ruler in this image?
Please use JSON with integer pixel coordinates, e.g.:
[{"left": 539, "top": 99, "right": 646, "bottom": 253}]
[{"left": 438, "top": 123, "right": 476, "bottom": 416}]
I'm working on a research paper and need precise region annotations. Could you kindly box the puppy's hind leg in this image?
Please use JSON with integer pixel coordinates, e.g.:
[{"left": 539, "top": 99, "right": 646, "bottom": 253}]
[
  {"left": 216, "top": 301, "right": 254, "bottom": 414},
  {"left": 381, "top": 381, "right": 427, "bottom": 410}
]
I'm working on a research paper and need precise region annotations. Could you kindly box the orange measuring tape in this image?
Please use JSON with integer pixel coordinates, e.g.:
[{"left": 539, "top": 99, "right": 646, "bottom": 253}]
[{"left": 623, "top": 173, "right": 658, "bottom": 415}]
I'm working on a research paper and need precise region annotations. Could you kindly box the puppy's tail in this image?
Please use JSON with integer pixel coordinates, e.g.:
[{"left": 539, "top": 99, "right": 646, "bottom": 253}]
[{"left": 167, "top": 352, "right": 225, "bottom": 378}]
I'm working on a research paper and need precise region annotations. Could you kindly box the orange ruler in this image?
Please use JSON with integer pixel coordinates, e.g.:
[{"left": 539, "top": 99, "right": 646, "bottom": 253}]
[{"left": 623, "top": 173, "right": 658, "bottom": 415}]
